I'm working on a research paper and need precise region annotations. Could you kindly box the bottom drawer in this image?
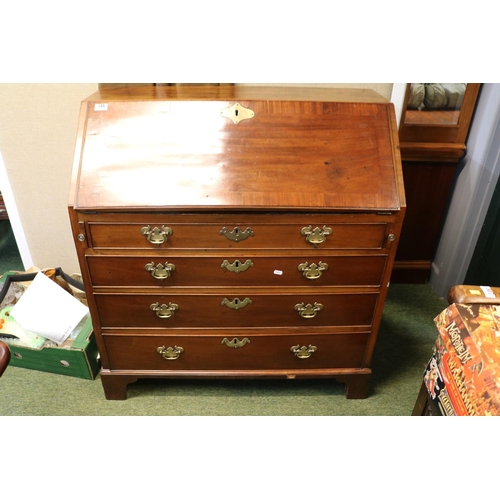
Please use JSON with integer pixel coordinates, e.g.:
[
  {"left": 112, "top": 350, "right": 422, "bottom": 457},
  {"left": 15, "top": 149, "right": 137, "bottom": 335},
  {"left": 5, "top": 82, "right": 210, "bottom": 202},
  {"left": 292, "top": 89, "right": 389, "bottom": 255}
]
[{"left": 103, "top": 333, "right": 369, "bottom": 371}]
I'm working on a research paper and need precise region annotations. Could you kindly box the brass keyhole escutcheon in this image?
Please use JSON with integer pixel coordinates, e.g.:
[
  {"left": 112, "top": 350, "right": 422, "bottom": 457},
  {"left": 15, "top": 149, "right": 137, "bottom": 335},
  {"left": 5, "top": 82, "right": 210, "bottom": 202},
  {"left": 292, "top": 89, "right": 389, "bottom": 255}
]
[
  {"left": 145, "top": 262, "right": 176, "bottom": 280},
  {"left": 157, "top": 345, "right": 184, "bottom": 360},
  {"left": 294, "top": 302, "right": 323, "bottom": 319},
  {"left": 221, "top": 337, "right": 251, "bottom": 349},
  {"left": 221, "top": 259, "right": 254, "bottom": 273},
  {"left": 220, "top": 103, "right": 255, "bottom": 124},
  {"left": 220, "top": 227, "right": 254, "bottom": 242},
  {"left": 297, "top": 261, "right": 329, "bottom": 280},
  {"left": 141, "top": 225, "right": 173, "bottom": 245},
  {"left": 150, "top": 302, "right": 179, "bottom": 319},
  {"left": 290, "top": 345, "right": 318, "bottom": 359},
  {"left": 301, "top": 226, "right": 333, "bottom": 247}
]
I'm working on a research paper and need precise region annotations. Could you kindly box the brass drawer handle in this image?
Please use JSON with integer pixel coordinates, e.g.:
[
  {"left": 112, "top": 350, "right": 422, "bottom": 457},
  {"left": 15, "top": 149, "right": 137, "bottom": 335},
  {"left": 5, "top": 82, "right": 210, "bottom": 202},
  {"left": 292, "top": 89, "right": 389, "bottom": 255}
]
[
  {"left": 150, "top": 302, "right": 179, "bottom": 318},
  {"left": 221, "top": 337, "right": 251, "bottom": 348},
  {"left": 290, "top": 344, "right": 318, "bottom": 359},
  {"left": 294, "top": 302, "right": 323, "bottom": 319},
  {"left": 221, "top": 297, "right": 252, "bottom": 310},
  {"left": 141, "top": 225, "right": 173, "bottom": 245},
  {"left": 145, "top": 262, "right": 176, "bottom": 280},
  {"left": 220, "top": 227, "right": 254, "bottom": 242},
  {"left": 297, "top": 261, "right": 329, "bottom": 280},
  {"left": 157, "top": 345, "right": 184, "bottom": 360},
  {"left": 221, "top": 259, "right": 254, "bottom": 273},
  {"left": 300, "top": 225, "right": 332, "bottom": 247}
]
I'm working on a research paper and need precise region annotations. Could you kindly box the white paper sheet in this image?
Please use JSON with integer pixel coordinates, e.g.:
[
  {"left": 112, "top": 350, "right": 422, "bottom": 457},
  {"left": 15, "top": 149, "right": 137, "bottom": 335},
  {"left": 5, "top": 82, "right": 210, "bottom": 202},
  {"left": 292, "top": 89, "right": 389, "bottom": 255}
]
[{"left": 10, "top": 272, "right": 89, "bottom": 345}]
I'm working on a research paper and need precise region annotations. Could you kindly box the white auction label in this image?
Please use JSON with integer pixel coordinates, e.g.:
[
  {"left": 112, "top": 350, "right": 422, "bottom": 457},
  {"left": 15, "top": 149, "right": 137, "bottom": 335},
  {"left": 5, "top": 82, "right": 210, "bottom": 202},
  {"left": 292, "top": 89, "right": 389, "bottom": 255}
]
[{"left": 480, "top": 285, "right": 496, "bottom": 298}]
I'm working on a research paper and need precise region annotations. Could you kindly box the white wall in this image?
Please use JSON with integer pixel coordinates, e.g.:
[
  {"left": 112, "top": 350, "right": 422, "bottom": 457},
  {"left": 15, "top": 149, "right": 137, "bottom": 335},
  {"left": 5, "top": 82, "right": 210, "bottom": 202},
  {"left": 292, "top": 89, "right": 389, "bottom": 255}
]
[
  {"left": 0, "top": 84, "right": 98, "bottom": 273},
  {"left": 0, "top": 151, "right": 33, "bottom": 268},
  {"left": 430, "top": 84, "right": 500, "bottom": 297}
]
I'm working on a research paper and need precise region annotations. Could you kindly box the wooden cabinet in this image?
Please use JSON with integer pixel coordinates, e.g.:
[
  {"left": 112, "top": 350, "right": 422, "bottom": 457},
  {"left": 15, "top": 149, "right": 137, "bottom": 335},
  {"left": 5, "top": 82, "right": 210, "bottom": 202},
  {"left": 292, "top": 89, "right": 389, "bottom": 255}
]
[
  {"left": 68, "top": 85, "right": 405, "bottom": 400},
  {"left": 392, "top": 83, "right": 481, "bottom": 283}
]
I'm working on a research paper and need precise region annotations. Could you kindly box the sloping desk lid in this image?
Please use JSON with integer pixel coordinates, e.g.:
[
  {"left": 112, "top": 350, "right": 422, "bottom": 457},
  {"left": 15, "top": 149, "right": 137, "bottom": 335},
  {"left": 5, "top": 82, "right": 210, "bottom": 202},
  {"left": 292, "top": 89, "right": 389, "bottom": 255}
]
[{"left": 70, "top": 86, "right": 404, "bottom": 212}]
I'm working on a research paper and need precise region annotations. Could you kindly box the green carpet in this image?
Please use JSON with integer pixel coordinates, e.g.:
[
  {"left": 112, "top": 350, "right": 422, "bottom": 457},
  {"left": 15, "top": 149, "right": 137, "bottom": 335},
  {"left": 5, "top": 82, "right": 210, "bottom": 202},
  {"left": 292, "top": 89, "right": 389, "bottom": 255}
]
[{"left": 0, "top": 282, "right": 448, "bottom": 416}]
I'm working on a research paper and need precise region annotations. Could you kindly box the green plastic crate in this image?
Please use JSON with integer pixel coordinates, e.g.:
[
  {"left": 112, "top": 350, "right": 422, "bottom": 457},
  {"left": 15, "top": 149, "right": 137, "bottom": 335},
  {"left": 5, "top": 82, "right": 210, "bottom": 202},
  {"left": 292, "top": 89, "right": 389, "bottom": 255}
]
[
  {"left": 7, "top": 315, "right": 100, "bottom": 379},
  {"left": 1, "top": 269, "right": 100, "bottom": 379}
]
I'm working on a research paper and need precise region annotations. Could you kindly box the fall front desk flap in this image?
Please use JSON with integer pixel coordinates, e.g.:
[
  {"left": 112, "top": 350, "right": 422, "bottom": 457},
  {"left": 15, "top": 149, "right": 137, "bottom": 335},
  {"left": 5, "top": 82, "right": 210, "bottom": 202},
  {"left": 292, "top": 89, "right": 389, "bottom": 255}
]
[{"left": 70, "top": 86, "right": 404, "bottom": 213}]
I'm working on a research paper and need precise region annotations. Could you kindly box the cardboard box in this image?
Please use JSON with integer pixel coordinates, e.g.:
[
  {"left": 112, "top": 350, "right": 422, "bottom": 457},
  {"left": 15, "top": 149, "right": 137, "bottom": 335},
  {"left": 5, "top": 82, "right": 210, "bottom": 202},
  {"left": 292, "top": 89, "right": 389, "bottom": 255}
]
[
  {"left": 422, "top": 353, "right": 457, "bottom": 416},
  {"left": 0, "top": 269, "right": 100, "bottom": 380},
  {"left": 434, "top": 303, "right": 500, "bottom": 416}
]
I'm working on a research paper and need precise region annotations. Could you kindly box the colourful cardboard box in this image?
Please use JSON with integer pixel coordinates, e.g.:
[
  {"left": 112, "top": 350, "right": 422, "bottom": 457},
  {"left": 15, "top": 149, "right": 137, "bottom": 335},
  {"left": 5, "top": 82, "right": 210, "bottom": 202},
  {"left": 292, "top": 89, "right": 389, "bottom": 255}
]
[
  {"left": 422, "top": 353, "right": 456, "bottom": 416},
  {"left": 434, "top": 303, "right": 500, "bottom": 416}
]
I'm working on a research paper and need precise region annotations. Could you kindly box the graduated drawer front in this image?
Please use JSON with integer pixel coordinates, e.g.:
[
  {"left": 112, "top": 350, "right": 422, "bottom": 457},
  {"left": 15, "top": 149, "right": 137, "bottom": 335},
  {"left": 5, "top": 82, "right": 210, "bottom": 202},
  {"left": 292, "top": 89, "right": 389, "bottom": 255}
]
[
  {"left": 94, "top": 292, "right": 378, "bottom": 329},
  {"left": 103, "top": 333, "right": 370, "bottom": 371},
  {"left": 87, "top": 222, "right": 388, "bottom": 250},
  {"left": 86, "top": 255, "right": 387, "bottom": 288}
]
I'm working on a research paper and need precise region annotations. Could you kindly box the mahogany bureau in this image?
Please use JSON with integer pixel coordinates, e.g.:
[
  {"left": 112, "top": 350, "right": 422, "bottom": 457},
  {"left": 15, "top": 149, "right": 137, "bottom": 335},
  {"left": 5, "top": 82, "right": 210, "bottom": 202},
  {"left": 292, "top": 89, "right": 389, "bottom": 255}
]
[{"left": 68, "top": 85, "right": 406, "bottom": 400}]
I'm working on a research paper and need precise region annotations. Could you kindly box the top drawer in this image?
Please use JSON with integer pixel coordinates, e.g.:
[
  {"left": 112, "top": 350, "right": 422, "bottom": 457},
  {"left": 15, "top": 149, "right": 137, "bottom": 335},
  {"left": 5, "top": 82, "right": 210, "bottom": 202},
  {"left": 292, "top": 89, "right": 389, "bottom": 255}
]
[{"left": 86, "top": 221, "right": 390, "bottom": 250}]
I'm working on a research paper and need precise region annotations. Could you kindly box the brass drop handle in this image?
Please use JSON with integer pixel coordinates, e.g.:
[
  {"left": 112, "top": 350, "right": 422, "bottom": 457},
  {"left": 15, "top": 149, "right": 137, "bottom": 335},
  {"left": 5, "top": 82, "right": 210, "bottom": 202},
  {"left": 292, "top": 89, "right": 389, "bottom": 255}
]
[
  {"left": 157, "top": 345, "right": 184, "bottom": 360},
  {"left": 145, "top": 262, "right": 176, "bottom": 280},
  {"left": 220, "top": 227, "right": 254, "bottom": 242},
  {"left": 297, "top": 261, "right": 329, "bottom": 280},
  {"left": 221, "top": 337, "right": 251, "bottom": 348},
  {"left": 294, "top": 302, "right": 323, "bottom": 319},
  {"left": 150, "top": 302, "right": 179, "bottom": 318},
  {"left": 141, "top": 225, "right": 173, "bottom": 245},
  {"left": 221, "top": 297, "right": 252, "bottom": 309},
  {"left": 301, "top": 225, "right": 333, "bottom": 247},
  {"left": 290, "top": 345, "right": 318, "bottom": 359},
  {"left": 221, "top": 259, "right": 254, "bottom": 273}
]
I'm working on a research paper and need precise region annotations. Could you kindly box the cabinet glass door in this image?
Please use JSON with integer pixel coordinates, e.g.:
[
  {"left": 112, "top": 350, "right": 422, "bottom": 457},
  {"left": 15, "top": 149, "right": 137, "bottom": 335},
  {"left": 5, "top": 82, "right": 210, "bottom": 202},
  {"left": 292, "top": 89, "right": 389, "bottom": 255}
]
[
  {"left": 403, "top": 83, "right": 466, "bottom": 126},
  {"left": 399, "top": 83, "right": 481, "bottom": 144}
]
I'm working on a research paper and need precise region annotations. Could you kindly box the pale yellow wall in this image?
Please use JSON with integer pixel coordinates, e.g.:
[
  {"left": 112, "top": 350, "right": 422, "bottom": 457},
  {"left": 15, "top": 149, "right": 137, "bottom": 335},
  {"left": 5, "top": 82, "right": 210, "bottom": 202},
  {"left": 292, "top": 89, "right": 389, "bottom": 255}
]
[
  {"left": 238, "top": 83, "right": 394, "bottom": 100},
  {"left": 0, "top": 84, "right": 98, "bottom": 274},
  {"left": 0, "top": 83, "right": 393, "bottom": 276}
]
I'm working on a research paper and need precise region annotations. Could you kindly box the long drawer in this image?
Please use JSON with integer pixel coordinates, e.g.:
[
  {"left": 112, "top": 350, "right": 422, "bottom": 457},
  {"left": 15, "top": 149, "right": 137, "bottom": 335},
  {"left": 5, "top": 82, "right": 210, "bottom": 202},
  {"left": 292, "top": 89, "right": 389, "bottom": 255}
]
[
  {"left": 86, "top": 221, "right": 389, "bottom": 250},
  {"left": 86, "top": 254, "right": 387, "bottom": 288},
  {"left": 103, "top": 332, "right": 370, "bottom": 371},
  {"left": 94, "top": 292, "right": 379, "bottom": 329}
]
